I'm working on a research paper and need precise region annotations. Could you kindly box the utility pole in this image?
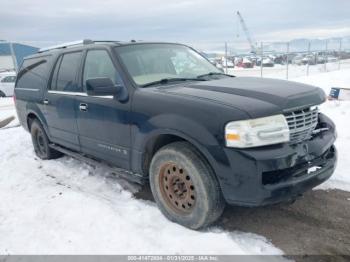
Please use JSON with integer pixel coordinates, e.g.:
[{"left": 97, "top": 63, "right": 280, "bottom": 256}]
[
  {"left": 260, "top": 42, "right": 263, "bottom": 77},
  {"left": 306, "top": 41, "right": 311, "bottom": 76},
  {"left": 9, "top": 42, "right": 18, "bottom": 72},
  {"left": 324, "top": 40, "right": 328, "bottom": 72},
  {"left": 225, "top": 42, "right": 228, "bottom": 74},
  {"left": 286, "top": 42, "right": 289, "bottom": 80},
  {"left": 338, "top": 39, "right": 342, "bottom": 70}
]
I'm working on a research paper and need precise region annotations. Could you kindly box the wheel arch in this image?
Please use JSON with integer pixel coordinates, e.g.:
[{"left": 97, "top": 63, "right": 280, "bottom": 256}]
[
  {"left": 136, "top": 129, "right": 225, "bottom": 181},
  {"left": 25, "top": 110, "right": 50, "bottom": 137},
  {"left": 27, "top": 112, "right": 39, "bottom": 130}
]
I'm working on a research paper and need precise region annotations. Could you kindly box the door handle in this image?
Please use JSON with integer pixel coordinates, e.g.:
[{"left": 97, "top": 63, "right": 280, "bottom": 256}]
[
  {"left": 79, "top": 103, "right": 88, "bottom": 112},
  {"left": 43, "top": 99, "right": 49, "bottom": 105}
]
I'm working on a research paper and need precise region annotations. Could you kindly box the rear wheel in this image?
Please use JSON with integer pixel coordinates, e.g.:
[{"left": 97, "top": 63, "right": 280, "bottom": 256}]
[
  {"left": 30, "top": 119, "right": 62, "bottom": 159},
  {"left": 0, "top": 91, "right": 5, "bottom": 97},
  {"left": 149, "top": 141, "right": 225, "bottom": 229}
]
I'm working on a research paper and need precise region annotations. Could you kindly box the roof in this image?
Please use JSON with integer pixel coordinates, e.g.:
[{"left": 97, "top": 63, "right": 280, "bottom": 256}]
[{"left": 25, "top": 39, "right": 184, "bottom": 59}]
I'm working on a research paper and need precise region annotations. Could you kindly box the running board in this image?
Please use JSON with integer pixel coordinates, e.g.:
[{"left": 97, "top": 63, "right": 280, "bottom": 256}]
[{"left": 49, "top": 144, "right": 147, "bottom": 184}]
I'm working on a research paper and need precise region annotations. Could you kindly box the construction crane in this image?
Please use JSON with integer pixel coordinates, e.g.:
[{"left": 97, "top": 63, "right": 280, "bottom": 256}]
[{"left": 236, "top": 11, "right": 257, "bottom": 54}]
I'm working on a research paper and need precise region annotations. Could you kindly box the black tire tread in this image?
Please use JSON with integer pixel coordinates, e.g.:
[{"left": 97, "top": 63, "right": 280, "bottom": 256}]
[
  {"left": 30, "top": 119, "right": 63, "bottom": 160},
  {"left": 149, "top": 141, "right": 225, "bottom": 229}
]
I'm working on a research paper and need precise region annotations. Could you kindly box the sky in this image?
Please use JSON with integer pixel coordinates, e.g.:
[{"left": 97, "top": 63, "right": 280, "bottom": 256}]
[{"left": 1, "top": 0, "right": 350, "bottom": 51}]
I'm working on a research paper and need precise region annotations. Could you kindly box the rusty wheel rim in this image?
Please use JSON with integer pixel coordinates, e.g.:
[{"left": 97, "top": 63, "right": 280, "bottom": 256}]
[{"left": 159, "top": 162, "right": 196, "bottom": 214}]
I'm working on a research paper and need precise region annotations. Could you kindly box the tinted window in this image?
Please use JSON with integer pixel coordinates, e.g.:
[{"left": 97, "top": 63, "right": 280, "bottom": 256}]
[
  {"left": 50, "top": 56, "right": 62, "bottom": 91},
  {"left": 16, "top": 57, "right": 50, "bottom": 90},
  {"left": 83, "top": 50, "right": 120, "bottom": 88},
  {"left": 51, "top": 52, "right": 82, "bottom": 92}
]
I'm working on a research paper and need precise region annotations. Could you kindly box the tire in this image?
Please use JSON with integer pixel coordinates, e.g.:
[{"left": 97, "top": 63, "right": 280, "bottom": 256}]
[
  {"left": 0, "top": 91, "right": 5, "bottom": 97},
  {"left": 30, "top": 119, "right": 63, "bottom": 159},
  {"left": 149, "top": 141, "right": 225, "bottom": 229}
]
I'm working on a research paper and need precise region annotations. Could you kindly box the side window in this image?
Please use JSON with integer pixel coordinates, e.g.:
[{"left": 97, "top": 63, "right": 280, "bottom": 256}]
[
  {"left": 83, "top": 50, "right": 120, "bottom": 89},
  {"left": 50, "top": 52, "right": 82, "bottom": 92},
  {"left": 16, "top": 57, "right": 49, "bottom": 90},
  {"left": 50, "top": 56, "right": 62, "bottom": 90}
]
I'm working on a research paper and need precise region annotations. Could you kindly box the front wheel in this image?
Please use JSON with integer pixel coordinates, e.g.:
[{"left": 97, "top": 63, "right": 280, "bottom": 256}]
[{"left": 149, "top": 142, "right": 225, "bottom": 229}]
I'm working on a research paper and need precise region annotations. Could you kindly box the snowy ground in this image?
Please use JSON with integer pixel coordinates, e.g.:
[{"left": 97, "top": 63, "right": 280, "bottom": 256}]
[
  {"left": 0, "top": 127, "right": 284, "bottom": 256},
  {"left": 0, "top": 100, "right": 284, "bottom": 256},
  {"left": 0, "top": 68, "right": 349, "bottom": 255},
  {"left": 0, "top": 97, "right": 19, "bottom": 128},
  {"left": 228, "top": 59, "right": 350, "bottom": 79}
]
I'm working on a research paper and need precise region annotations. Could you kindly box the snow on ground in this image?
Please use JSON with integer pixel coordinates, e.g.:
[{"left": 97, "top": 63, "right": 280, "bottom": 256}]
[
  {"left": 0, "top": 97, "right": 19, "bottom": 128},
  {"left": 0, "top": 67, "right": 349, "bottom": 255},
  {"left": 0, "top": 100, "right": 283, "bottom": 255},
  {"left": 291, "top": 67, "right": 350, "bottom": 92},
  {"left": 229, "top": 59, "right": 350, "bottom": 79}
]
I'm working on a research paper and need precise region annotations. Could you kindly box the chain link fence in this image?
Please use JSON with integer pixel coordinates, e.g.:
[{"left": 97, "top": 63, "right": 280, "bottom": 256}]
[{"left": 188, "top": 38, "right": 350, "bottom": 80}]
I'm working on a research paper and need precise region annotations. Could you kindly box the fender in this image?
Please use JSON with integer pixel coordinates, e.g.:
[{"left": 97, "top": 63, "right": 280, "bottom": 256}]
[
  {"left": 131, "top": 113, "right": 232, "bottom": 182},
  {"left": 25, "top": 102, "right": 50, "bottom": 138}
]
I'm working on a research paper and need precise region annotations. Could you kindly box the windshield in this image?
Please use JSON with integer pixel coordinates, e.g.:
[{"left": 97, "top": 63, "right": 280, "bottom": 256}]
[{"left": 115, "top": 44, "right": 221, "bottom": 86}]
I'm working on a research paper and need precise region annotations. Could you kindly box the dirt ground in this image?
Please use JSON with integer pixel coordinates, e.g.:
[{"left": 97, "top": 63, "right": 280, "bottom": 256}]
[{"left": 135, "top": 187, "right": 350, "bottom": 256}]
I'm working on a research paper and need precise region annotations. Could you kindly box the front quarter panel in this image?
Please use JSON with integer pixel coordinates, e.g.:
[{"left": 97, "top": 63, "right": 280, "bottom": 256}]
[{"left": 130, "top": 87, "right": 249, "bottom": 183}]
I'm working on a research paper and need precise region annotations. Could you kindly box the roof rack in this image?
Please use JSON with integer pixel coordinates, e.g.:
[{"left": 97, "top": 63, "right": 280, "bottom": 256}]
[
  {"left": 38, "top": 39, "right": 94, "bottom": 52},
  {"left": 39, "top": 39, "right": 122, "bottom": 52}
]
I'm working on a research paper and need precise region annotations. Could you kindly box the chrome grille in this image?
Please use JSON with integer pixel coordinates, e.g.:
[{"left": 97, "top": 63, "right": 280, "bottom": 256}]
[{"left": 284, "top": 106, "right": 319, "bottom": 144}]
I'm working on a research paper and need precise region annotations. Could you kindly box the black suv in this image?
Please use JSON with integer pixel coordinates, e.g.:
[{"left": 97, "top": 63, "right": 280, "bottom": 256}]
[{"left": 14, "top": 40, "right": 337, "bottom": 229}]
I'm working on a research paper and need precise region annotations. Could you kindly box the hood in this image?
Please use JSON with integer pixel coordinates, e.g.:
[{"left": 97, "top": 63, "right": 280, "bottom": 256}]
[{"left": 158, "top": 77, "right": 326, "bottom": 118}]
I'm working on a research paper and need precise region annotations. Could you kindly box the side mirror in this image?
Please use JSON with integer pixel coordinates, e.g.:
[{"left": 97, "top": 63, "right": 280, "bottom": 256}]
[{"left": 86, "top": 78, "right": 122, "bottom": 96}]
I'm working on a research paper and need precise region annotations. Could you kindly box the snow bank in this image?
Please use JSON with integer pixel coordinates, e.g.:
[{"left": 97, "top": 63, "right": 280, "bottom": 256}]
[
  {"left": 291, "top": 68, "right": 350, "bottom": 94},
  {"left": 0, "top": 124, "right": 283, "bottom": 255}
]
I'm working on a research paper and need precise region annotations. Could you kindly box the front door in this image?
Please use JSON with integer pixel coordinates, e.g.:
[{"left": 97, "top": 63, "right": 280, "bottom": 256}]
[
  {"left": 76, "top": 49, "right": 131, "bottom": 169},
  {"left": 44, "top": 51, "right": 83, "bottom": 151}
]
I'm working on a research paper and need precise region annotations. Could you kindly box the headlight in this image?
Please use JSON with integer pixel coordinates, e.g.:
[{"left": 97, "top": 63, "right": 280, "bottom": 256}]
[{"left": 225, "top": 114, "right": 290, "bottom": 148}]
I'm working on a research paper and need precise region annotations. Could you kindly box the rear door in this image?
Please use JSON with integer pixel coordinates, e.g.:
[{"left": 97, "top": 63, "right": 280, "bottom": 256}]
[
  {"left": 76, "top": 48, "right": 131, "bottom": 169},
  {"left": 44, "top": 51, "right": 83, "bottom": 151}
]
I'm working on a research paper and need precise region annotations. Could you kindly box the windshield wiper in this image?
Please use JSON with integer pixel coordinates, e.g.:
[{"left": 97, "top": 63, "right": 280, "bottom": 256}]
[
  {"left": 142, "top": 77, "right": 206, "bottom": 87},
  {"left": 196, "top": 72, "right": 234, "bottom": 79}
]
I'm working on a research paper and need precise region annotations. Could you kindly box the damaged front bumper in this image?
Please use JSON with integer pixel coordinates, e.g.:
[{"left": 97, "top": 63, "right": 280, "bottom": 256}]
[{"left": 220, "top": 113, "right": 337, "bottom": 206}]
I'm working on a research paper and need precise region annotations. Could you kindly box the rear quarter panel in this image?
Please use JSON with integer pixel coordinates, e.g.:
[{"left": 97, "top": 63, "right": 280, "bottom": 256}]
[{"left": 15, "top": 54, "right": 55, "bottom": 132}]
